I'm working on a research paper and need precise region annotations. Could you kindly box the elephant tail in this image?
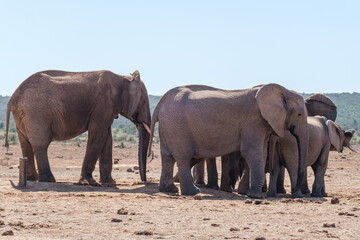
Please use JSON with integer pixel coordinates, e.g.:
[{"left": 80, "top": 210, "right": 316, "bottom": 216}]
[
  {"left": 147, "top": 105, "right": 160, "bottom": 158},
  {"left": 4, "top": 102, "right": 12, "bottom": 151}
]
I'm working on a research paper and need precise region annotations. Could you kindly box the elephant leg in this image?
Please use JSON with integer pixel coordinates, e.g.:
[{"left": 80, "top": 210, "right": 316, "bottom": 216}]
[
  {"left": 237, "top": 161, "right": 249, "bottom": 195},
  {"left": 287, "top": 166, "right": 304, "bottom": 198},
  {"left": 220, "top": 154, "right": 232, "bottom": 192},
  {"left": 193, "top": 159, "right": 205, "bottom": 185},
  {"left": 176, "top": 155, "right": 200, "bottom": 196},
  {"left": 33, "top": 145, "right": 55, "bottom": 182},
  {"left": 276, "top": 167, "right": 286, "bottom": 194},
  {"left": 242, "top": 145, "right": 266, "bottom": 198},
  {"left": 79, "top": 126, "right": 108, "bottom": 186},
  {"left": 17, "top": 130, "right": 37, "bottom": 181},
  {"left": 311, "top": 160, "right": 328, "bottom": 197},
  {"left": 229, "top": 155, "right": 241, "bottom": 190},
  {"left": 24, "top": 124, "right": 54, "bottom": 182},
  {"left": 99, "top": 127, "right": 116, "bottom": 186},
  {"left": 267, "top": 159, "right": 280, "bottom": 198},
  {"left": 173, "top": 171, "right": 180, "bottom": 183},
  {"left": 206, "top": 158, "right": 219, "bottom": 189},
  {"left": 301, "top": 168, "right": 310, "bottom": 194},
  {"left": 262, "top": 141, "right": 268, "bottom": 193},
  {"left": 262, "top": 177, "right": 267, "bottom": 192},
  {"left": 159, "top": 146, "right": 178, "bottom": 193}
]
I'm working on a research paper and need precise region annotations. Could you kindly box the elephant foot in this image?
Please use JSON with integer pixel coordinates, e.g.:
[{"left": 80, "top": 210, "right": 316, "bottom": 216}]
[
  {"left": 159, "top": 183, "right": 179, "bottom": 193},
  {"left": 220, "top": 184, "right": 233, "bottom": 193},
  {"left": 180, "top": 185, "right": 200, "bottom": 196},
  {"left": 100, "top": 177, "right": 116, "bottom": 187},
  {"left": 301, "top": 186, "right": 311, "bottom": 194},
  {"left": 206, "top": 183, "right": 220, "bottom": 190},
  {"left": 38, "top": 172, "right": 56, "bottom": 182},
  {"left": 310, "top": 191, "right": 323, "bottom": 198},
  {"left": 322, "top": 192, "right": 328, "bottom": 197},
  {"left": 194, "top": 181, "right": 206, "bottom": 186},
  {"left": 237, "top": 185, "right": 249, "bottom": 195},
  {"left": 77, "top": 177, "right": 101, "bottom": 187},
  {"left": 291, "top": 190, "right": 304, "bottom": 198},
  {"left": 247, "top": 188, "right": 265, "bottom": 199},
  {"left": 266, "top": 190, "right": 277, "bottom": 198},
  {"left": 277, "top": 187, "right": 286, "bottom": 194}
]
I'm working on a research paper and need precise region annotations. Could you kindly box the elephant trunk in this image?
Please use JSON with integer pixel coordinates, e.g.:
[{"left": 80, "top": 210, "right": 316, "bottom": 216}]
[
  {"left": 138, "top": 123, "right": 150, "bottom": 182},
  {"left": 291, "top": 126, "right": 308, "bottom": 194}
]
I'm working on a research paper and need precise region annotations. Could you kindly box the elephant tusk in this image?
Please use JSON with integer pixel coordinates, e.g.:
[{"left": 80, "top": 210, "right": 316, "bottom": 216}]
[
  {"left": 134, "top": 124, "right": 139, "bottom": 133},
  {"left": 348, "top": 145, "right": 360, "bottom": 154},
  {"left": 142, "top": 122, "right": 152, "bottom": 135}
]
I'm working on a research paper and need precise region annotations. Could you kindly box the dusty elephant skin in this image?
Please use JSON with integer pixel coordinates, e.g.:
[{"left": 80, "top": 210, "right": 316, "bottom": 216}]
[
  {"left": 5, "top": 70, "right": 151, "bottom": 185},
  {"left": 148, "top": 84, "right": 308, "bottom": 198}
]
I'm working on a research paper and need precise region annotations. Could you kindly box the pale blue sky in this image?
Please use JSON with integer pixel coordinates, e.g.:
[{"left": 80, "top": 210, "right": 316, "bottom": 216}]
[{"left": 1, "top": 1, "right": 359, "bottom": 96}]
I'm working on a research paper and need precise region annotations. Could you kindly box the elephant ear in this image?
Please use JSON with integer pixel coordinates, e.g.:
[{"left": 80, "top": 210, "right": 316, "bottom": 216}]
[
  {"left": 326, "top": 120, "right": 342, "bottom": 152},
  {"left": 127, "top": 70, "right": 142, "bottom": 117},
  {"left": 256, "top": 84, "right": 287, "bottom": 138}
]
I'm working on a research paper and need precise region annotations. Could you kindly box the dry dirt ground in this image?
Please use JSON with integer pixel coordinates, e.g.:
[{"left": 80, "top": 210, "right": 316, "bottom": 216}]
[{"left": 0, "top": 142, "right": 359, "bottom": 239}]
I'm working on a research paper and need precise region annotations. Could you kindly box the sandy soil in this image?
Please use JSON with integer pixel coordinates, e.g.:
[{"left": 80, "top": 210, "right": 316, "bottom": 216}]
[{"left": 0, "top": 141, "right": 359, "bottom": 239}]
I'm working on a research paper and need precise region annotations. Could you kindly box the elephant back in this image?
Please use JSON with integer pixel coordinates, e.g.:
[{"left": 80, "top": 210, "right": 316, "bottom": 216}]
[{"left": 305, "top": 94, "right": 337, "bottom": 121}]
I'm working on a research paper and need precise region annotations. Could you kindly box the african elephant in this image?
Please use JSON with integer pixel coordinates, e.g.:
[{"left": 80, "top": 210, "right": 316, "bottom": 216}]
[
  {"left": 223, "top": 93, "right": 338, "bottom": 196},
  {"left": 148, "top": 84, "right": 308, "bottom": 198},
  {"left": 268, "top": 116, "right": 355, "bottom": 197},
  {"left": 267, "top": 93, "right": 339, "bottom": 196},
  {"left": 5, "top": 70, "right": 151, "bottom": 185}
]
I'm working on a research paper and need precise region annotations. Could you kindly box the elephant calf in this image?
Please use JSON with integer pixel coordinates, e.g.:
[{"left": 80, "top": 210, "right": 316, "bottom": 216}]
[{"left": 268, "top": 116, "right": 356, "bottom": 197}]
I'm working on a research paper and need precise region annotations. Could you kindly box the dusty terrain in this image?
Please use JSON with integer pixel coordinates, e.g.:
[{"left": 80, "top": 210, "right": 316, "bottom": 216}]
[{"left": 0, "top": 141, "right": 359, "bottom": 240}]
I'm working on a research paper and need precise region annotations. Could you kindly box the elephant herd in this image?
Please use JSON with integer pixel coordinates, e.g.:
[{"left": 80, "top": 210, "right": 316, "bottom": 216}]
[{"left": 5, "top": 70, "right": 357, "bottom": 199}]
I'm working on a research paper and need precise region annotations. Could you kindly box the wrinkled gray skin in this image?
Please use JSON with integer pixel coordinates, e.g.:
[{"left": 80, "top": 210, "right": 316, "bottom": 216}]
[
  {"left": 5, "top": 70, "right": 151, "bottom": 185},
  {"left": 268, "top": 116, "right": 355, "bottom": 197},
  {"left": 148, "top": 84, "right": 308, "bottom": 198}
]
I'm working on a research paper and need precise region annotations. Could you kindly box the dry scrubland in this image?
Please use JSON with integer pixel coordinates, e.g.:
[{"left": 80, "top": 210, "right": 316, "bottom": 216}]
[{"left": 0, "top": 142, "right": 359, "bottom": 239}]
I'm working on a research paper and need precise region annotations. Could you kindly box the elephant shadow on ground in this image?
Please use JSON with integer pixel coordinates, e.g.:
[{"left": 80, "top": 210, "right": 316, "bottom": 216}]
[
  {"left": 9, "top": 180, "right": 160, "bottom": 196},
  {"left": 9, "top": 180, "right": 329, "bottom": 202}
]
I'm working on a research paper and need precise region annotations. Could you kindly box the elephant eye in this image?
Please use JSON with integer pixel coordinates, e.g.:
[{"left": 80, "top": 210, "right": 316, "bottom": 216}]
[{"left": 298, "top": 113, "right": 302, "bottom": 117}]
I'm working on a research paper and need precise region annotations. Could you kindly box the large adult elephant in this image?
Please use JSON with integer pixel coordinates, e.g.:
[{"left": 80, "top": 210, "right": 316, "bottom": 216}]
[
  {"left": 5, "top": 70, "right": 151, "bottom": 185},
  {"left": 268, "top": 116, "right": 356, "bottom": 197},
  {"left": 148, "top": 84, "right": 308, "bottom": 198}
]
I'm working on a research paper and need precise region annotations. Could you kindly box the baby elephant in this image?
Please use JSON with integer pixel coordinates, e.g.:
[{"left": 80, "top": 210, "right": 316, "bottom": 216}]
[{"left": 268, "top": 116, "right": 355, "bottom": 197}]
